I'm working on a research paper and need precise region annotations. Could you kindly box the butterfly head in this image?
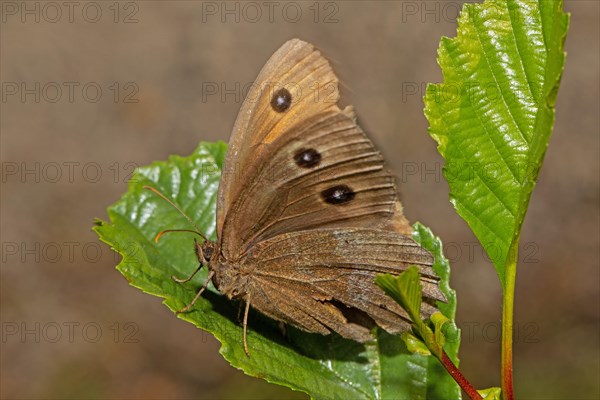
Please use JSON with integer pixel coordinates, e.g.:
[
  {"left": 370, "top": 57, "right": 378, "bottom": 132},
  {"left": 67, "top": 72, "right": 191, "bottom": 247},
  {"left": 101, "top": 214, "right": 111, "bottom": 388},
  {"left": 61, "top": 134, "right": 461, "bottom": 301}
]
[{"left": 195, "top": 239, "right": 216, "bottom": 264}]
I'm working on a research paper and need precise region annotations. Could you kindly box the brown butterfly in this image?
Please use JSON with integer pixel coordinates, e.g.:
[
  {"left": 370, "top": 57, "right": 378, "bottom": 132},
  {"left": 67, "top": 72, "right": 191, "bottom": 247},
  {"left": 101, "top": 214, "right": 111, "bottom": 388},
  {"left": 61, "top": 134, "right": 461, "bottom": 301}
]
[{"left": 151, "top": 38, "right": 444, "bottom": 356}]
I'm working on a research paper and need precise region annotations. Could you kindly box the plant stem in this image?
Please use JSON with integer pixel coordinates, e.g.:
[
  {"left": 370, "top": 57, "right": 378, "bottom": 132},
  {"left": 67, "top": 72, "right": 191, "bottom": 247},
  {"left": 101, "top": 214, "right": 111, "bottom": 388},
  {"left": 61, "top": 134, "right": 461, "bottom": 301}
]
[
  {"left": 501, "top": 244, "right": 518, "bottom": 400},
  {"left": 440, "top": 351, "right": 482, "bottom": 400}
]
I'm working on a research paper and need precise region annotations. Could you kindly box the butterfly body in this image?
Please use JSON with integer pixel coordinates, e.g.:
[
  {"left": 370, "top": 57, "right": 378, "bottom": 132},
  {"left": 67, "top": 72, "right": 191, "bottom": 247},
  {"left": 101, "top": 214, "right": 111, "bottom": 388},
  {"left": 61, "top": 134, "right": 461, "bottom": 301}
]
[{"left": 176, "top": 39, "right": 444, "bottom": 354}]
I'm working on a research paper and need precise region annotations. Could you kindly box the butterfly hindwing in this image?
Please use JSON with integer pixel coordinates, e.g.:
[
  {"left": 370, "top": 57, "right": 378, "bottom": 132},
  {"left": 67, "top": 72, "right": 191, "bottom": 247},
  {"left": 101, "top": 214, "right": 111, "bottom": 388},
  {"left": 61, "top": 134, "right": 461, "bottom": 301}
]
[{"left": 241, "top": 228, "right": 443, "bottom": 341}]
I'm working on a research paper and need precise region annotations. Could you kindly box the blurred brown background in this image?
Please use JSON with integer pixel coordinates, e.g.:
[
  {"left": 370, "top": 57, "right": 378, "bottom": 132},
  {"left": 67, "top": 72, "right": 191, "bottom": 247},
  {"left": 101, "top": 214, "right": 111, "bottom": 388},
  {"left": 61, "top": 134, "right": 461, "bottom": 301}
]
[{"left": 1, "top": 1, "right": 598, "bottom": 399}]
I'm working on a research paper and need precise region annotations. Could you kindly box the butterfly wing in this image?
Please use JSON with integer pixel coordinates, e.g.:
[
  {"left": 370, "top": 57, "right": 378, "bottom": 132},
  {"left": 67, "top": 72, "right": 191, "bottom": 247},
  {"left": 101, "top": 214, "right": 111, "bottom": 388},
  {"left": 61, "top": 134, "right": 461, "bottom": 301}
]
[
  {"left": 217, "top": 39, "right": 341, "bottom": 236},
  {"left": 240, "top": 228, "right": 444, "bottom": 341},
  {"left": 209, "top": 39, "right": 444, "bottom": 344},
  {"left": 219, "top": 109, "right": 404, "bottom": 259}
]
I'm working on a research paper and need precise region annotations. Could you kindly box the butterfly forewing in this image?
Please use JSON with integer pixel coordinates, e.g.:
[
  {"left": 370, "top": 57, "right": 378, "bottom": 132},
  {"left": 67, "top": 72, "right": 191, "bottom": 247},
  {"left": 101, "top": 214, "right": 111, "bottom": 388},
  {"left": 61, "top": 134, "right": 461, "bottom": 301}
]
[
  {"left": 218, "top": 39, "right": 341, "bottom": 236},
  {"left": 219, "top": 110, "right": 398, "bottom": 259}
]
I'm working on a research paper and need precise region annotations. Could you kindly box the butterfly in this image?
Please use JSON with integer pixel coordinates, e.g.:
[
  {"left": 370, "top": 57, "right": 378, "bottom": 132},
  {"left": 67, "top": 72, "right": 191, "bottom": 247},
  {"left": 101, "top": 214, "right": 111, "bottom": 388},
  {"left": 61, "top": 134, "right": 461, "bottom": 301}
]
[{"left": 149, "top": 38, "right": 444, "bottom": 356}]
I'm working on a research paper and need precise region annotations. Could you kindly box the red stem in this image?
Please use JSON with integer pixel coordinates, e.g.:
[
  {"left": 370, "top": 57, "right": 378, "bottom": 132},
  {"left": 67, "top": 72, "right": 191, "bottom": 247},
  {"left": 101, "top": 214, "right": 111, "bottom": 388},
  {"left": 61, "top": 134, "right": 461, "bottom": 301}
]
[
  {"left": 502, "top": 356, "right": 514, "bottom": 400},
  {"left": 441, "top": 351, "right": 482, "bottom": 400}
]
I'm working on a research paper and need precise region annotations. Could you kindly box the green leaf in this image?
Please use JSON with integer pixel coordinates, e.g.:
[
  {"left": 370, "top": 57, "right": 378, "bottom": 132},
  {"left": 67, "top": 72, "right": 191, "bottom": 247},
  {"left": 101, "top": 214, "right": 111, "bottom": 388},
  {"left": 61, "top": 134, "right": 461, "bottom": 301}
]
[
  {"left": 479, "top": 387, "right": 502, "bottom": 400},
  {"left": 94, "top": 142, "right": 460, "bottom": 399},
  {"left": 376, "top": 267, "right": 423, "bottom": 326},
  {"left": 375, "top": 269, "right": 450, "bottom": 360},
  {"left": 412, "top": 223, "right": 460, "bottom": 364},
  {"left": 375, "top": 268, "right": 442, "bottom": 359},
  {"left": 431, "top": 312, "right": 450, "bottom": 350},
  {"left": 375, "top": 242, "right": 457, "bottom": 361},
  {"left": 401, "top": 332, "right": 432, "bottom": 356},
  {"left": 424, "top": 0, "right": 569, "bottom": 285}
]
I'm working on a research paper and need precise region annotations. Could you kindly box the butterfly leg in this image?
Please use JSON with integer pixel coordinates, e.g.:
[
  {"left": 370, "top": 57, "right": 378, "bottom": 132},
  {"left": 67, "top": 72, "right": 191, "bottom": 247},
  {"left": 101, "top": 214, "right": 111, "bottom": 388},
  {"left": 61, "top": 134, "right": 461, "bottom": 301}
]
[
  {"left": 278, "top": 322, "right": 288, "bottom": 339},
  {"left": 236, "top": 301, "right": 244, "bottom": 323},
  {"left": 172, "top": 264, "right": 203, "bottom": 283},
  {"left": 243, "top": 293, "right": 252, "bottom": 357},
  {"left": 172, "top": 239, "right": 205, "bottom": 283},
  {"left": 176, "top": 270, "right": 215, "bottom": 314}
]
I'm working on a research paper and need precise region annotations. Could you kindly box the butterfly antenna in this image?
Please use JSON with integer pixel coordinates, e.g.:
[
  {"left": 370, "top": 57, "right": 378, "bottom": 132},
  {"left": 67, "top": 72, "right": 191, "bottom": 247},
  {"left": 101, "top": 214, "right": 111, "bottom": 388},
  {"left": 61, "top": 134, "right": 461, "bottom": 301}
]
[
  {"left": 143, "top": 185, "right": 208, "bottom": 242},
  {"left": 154, "top": 229, "right": 206, "bottom": 243}
]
